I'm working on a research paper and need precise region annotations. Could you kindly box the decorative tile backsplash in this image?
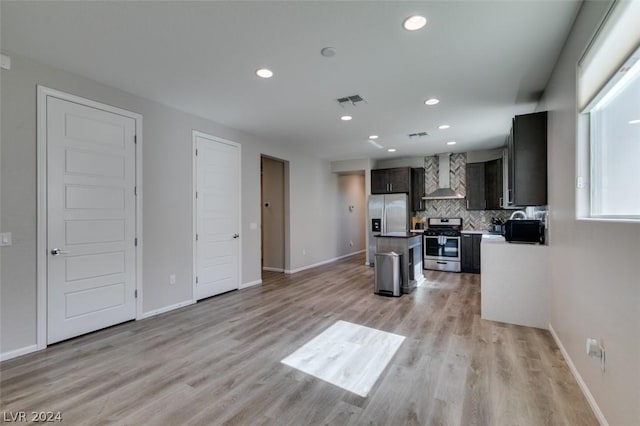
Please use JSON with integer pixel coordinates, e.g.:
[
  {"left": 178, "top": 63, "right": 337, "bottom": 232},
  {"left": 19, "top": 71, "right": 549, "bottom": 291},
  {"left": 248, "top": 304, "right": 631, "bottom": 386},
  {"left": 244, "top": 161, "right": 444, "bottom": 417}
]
[{"left": 416, "top": 153, "right": 512, "bottom": 231}]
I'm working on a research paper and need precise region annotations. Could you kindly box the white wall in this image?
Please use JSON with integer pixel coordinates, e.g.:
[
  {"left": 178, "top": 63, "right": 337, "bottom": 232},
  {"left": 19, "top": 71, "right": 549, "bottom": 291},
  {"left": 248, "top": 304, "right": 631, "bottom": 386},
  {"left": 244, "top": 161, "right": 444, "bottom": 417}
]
[
  {"left": 336, "top": 174, "right": 366, "bottom": 256},
  {"left": 538, "top": 1, "right": 640, "bottom": 425},
  {"left": 0, "top": 53, "right": 341, "bottom": 355}
]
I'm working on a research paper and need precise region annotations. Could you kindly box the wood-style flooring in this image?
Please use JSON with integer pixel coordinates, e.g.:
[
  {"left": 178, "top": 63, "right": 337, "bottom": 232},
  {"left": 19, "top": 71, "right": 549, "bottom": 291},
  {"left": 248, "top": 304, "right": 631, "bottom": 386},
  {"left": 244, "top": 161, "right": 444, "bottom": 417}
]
[{"left": 0, "top": 254, "right": 597, "bottom": 425}]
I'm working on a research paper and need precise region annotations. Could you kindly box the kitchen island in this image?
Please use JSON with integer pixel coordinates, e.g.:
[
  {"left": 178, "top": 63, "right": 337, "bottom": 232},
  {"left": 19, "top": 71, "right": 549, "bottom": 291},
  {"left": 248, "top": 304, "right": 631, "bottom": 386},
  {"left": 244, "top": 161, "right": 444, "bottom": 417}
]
[
  {"left": 481, "top": 234, "right": 548, "bottom": 328},
  {"left": 374, "top": 232, "right": 424, "bottom": 294}
]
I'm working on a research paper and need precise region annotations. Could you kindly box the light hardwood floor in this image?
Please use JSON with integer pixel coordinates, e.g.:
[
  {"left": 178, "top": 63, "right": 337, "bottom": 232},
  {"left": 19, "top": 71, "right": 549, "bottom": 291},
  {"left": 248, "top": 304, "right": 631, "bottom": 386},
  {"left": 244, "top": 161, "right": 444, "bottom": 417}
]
[{"left": 0, "top": 254, "right": 597, "bottom": 425}]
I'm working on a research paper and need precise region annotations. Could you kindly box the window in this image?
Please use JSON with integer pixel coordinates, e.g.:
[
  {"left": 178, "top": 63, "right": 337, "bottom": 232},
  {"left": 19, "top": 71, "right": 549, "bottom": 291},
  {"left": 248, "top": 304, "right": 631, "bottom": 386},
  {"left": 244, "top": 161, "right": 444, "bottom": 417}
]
[
  {"left": 587, "top": 50, "right": 640, "bottom": 218},
  {"left": 578, "top": 0, "right": 640, "bottom": 220}
]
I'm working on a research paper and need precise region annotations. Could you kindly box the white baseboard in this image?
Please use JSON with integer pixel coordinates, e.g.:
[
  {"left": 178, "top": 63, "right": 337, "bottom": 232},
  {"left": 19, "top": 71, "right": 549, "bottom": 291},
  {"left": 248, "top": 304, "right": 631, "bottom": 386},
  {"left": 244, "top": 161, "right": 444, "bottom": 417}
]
[
  {"left": 0, "top": 344, "right": 39, "bottom": 362},
  {"left": 548, "top": 323, "right": 609, "bottom": 426},
  {"left": 240, "top": 279, "right": 262, "bottom": 289},
  {"left": 285, "top": 250, "right": 365, "bottom": 274},
  {"left": 262, "top": 267, "right": 284, "bottom": 272},
  {"left": 139, "top": 299, "right": 195, "bottom": 320}
]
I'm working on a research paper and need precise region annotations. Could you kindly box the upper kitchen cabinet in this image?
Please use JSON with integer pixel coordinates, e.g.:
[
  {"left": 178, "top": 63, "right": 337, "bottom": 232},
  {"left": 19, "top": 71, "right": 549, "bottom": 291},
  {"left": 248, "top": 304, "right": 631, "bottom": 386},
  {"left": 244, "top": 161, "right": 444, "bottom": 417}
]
[
  {"left": 411, "top": 167, "right": 425, "bottom": 211},
  {"left": 465, "top": 163, "right": 486, "bottom": 210},
  {"left": 371, "top": 167, "right": 411, "bottom": 194},
  {"left": 507, "top": 111, "right": 548, "bottom": 206},
  {"left": 466, "top": 157, "right": 503, "bottom": 211},
  {"left": 485, "top": 158, "right": 503, "bottom": 209}
]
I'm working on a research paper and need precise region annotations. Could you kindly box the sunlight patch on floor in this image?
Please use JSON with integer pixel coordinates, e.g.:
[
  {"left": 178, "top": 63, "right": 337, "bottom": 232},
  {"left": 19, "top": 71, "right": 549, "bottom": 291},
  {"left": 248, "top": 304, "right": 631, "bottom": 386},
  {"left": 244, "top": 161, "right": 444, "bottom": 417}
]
[{"left": 281, "top": 320, "right": 405, "bottom": 397}]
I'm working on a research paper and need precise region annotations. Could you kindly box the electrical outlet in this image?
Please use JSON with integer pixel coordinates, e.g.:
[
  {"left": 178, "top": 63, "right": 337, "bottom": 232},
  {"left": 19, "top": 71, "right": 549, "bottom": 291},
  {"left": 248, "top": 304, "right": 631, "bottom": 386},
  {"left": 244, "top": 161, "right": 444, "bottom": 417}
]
[
  {"left": 302, "top": 248, "right": 306, "bottom": 256},
  {"left": 586, "top": 338, "right": 605, "bottom": 372},
  {"left": 349, "top": 240, "right": 354, "bottom": 246},
  {"left": 169, "top": 274, "right": 176, "bottom": 285}
]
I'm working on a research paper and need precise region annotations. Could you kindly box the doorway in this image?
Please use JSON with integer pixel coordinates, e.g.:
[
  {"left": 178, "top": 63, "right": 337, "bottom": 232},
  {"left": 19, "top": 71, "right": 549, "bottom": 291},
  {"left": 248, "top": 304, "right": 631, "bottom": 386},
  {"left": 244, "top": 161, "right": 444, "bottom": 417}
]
[
  {"left": 260, "top": 156, "right": 288, "bottom": 274},
  {"left": 37, "top": 86, "right": 142, "bottom": 346}
]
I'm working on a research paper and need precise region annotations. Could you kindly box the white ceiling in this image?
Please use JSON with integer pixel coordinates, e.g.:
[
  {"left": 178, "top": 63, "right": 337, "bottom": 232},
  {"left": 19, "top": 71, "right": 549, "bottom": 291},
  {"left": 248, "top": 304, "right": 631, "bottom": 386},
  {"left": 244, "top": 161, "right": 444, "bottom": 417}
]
[{"left": 1, "top": 1, "right": 581, "bottom": 161}]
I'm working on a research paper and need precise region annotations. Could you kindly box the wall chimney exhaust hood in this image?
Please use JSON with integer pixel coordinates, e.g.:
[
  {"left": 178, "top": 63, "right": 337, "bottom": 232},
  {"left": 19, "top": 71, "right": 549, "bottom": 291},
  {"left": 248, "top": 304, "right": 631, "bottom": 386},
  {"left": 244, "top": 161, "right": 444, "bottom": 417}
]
[{"left": 423, "top": 153, "right": 465, "bottom": 200}]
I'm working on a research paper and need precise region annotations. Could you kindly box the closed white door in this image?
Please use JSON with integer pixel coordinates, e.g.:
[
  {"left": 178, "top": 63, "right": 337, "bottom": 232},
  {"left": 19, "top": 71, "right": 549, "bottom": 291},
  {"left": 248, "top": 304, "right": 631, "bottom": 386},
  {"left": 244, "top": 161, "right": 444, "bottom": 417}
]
[
  {"left": 47, "top": 96, "right": 137, "bottom": 344},
  {"left": 194, "top": 132, "right": 240, "bottom": 300}
]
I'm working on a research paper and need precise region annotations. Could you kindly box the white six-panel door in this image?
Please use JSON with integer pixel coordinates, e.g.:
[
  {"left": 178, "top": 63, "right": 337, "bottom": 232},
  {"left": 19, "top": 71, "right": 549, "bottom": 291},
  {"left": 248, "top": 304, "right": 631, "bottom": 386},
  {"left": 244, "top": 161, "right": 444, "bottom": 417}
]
[
  {"left": 194, "top": 132, "right": 240, "bottom": 300},
  {"left": 46, "top": 96, "right": 137, "bottom": 344}
]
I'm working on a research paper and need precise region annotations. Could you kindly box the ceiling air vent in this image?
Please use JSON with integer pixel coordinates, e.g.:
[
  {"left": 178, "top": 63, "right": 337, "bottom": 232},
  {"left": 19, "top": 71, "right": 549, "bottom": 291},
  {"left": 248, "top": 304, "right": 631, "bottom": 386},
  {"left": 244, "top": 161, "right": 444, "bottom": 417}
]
[
  {"left": 336, "top": 94, "right": 366, "bottom": 106},
  {"left": 408, "top": 131, "right": 429, "bottom": 138}
]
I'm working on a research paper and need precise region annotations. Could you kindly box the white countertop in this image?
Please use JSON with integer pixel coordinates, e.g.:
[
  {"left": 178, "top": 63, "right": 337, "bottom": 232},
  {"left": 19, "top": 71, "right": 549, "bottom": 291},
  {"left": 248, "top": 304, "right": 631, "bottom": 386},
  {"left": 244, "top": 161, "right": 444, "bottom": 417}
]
[{"left": 481, "top": 234, "right": 506, "bottom": 243}]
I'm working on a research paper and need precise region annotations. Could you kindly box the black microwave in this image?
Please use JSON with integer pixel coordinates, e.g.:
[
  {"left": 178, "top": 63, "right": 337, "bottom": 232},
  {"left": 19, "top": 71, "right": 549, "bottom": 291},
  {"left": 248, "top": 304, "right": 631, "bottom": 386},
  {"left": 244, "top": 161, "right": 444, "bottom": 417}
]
[{"left": 504, "top": 220, "right": 545, "bottom": 244}]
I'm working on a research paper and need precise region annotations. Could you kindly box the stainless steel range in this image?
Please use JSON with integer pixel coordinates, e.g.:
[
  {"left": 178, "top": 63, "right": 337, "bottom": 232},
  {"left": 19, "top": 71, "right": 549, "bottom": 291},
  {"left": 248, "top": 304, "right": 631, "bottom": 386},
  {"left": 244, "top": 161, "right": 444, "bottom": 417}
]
[{"left": 423, "top": 218, "right": 462, "bottom": 272}]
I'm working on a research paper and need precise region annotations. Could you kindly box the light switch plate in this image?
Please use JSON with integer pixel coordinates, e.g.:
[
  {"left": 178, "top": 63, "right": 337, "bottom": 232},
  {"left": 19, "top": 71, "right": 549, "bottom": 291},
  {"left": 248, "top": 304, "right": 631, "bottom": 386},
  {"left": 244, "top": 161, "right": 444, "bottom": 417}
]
[{"left": 0, "top": 232, "right": 12, "bottom": 246}]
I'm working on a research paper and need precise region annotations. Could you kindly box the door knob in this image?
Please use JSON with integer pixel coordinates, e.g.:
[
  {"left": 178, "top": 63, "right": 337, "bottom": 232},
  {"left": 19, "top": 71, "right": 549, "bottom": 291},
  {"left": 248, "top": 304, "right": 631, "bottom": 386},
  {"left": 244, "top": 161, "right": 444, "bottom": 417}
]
[
  {"left": 232, "top": 233, "right": 240, "bottom": 239},
  {"left": 50, "top": 248, "right": 69, "bottom": 256}
]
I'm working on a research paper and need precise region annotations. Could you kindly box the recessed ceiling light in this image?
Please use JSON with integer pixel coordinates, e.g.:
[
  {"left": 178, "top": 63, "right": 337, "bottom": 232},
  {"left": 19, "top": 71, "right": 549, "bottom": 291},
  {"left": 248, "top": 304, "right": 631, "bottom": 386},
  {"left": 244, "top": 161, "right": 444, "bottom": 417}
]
[
  {"left": 388, "top": 148, "right": 397, "bottom": 152},
  {"left": 255, "top": 68, "right": 273, "bottom": 78},
  {"left": 341, "top": 115, "right": 353, "bottom": 121},
  {"left": 424, "top": 98, "right": 440, "bottom": 106},
  {"left": 438, "top": 124, "right": 450, "bottom": 130},
  {"left": 446, "top": 141, "right": 457, "bottom": 145},
  {"left": 403, "top": 15, "right": 427, "bottom": 31},
  {"left": 369, "top": 135, "right": 379, "bottom": 139},
  {"left": 629, "top": 119, "right": 640, "bottom": 124}
]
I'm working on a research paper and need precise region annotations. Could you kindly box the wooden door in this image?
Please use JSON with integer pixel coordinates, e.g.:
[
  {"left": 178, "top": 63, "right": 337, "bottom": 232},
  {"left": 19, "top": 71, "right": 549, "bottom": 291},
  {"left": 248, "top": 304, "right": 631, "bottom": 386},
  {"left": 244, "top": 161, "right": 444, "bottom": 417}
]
[
  {"left": 194, "top": 132, "right": 240, "bottom": 300},
  {"left": 46, "top": 96, "right": 137, "bottom": 344}
]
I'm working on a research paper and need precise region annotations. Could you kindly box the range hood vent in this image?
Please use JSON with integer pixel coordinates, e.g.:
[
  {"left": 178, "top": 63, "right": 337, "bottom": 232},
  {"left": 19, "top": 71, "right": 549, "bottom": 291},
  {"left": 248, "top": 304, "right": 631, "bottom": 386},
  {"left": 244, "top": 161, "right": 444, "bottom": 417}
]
[{"left": 423, "top": 153, "right": 465, "bottom": 200}]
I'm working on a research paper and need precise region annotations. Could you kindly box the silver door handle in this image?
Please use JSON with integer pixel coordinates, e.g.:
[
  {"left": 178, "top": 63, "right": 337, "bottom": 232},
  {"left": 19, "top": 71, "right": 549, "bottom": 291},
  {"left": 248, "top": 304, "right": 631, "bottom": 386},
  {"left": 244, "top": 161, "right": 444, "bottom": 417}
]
[
  {"left": 50, "top": 248, "right": 69, "bottom": 256},
  {"left": 232, "top": 233, "right": 240, "bottom": 239}
]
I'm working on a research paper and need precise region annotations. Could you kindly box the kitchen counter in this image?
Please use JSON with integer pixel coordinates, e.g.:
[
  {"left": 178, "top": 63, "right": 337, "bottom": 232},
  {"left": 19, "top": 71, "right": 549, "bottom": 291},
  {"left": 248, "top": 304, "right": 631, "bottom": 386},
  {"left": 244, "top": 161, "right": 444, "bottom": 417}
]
[
  {"left": 480, "top": 235, "right": 548, "bottom": 329},
  {"left": 461, "top": 229, "right": 504, "bottom": 235},
  {"left": 375, "top": 233, "right": 424, "bottom": 293},
  {"left": 375, "top": 232, "right": 422, "bottom": 238}
]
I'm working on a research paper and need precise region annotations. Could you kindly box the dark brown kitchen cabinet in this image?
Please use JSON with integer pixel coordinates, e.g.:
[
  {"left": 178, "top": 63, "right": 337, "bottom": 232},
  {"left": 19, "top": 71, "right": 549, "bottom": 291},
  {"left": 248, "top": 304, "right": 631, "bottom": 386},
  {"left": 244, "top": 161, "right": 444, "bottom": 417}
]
[
  {"left": 411, "top": 167, "right": 425, "bottom": 211},
  {"left": 508, "top": 111, "right": 547, "bottom": 206},
  {"left": 371, "top": 167, "right": 411, "bottom": 194},
  {"left": 461, "top": 233, "right": 482, "bottom": 274},
  {"left": 485, "top": 158, "right": 503, "bottom": 209},
  {"left": 465, "top": 163, "right": 486, "bottom": 210}
]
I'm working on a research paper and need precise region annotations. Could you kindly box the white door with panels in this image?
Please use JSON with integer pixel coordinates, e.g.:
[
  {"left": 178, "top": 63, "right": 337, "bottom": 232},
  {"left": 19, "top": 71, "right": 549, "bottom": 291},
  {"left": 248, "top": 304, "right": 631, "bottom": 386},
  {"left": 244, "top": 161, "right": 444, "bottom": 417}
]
[
  {"left": 194, "top": 132, "right": 240, "bottom": 300},
  {"left": 46, "top": 95, "right": 137, "bottom": 344}
]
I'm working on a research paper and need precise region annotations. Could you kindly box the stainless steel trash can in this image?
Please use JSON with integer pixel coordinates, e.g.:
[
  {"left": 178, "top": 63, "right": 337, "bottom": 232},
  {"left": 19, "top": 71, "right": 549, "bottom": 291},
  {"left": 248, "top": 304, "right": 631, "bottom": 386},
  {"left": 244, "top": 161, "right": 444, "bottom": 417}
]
[{"left": 374, "top": 252, "right": 401, "bottom": 297}]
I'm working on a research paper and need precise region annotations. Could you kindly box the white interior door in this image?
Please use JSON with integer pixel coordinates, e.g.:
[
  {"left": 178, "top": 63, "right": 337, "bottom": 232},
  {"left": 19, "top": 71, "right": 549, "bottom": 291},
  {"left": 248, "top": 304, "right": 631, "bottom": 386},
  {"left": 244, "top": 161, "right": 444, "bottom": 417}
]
[
  {"left": 195, "top": 132, "right": 240, "bottom": 300},
  {"left": 46, "top": 96, "right": 137, "bottom": 344}
]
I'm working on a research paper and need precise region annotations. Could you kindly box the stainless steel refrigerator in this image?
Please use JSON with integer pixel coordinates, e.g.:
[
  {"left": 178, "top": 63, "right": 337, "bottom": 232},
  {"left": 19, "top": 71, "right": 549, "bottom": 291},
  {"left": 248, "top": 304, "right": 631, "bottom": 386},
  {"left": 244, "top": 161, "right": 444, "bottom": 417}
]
[{"left": 367, "top": 193, "right": 410, "bottom": 264}]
